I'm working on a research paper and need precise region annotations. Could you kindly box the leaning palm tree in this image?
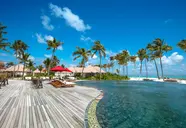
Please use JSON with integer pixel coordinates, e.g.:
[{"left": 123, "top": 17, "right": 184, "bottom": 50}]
[
  {"left": 46, "top": 38, "right": 63, "bottom": 75},
  {"left": 0, "top": 23, "right": 9, "bottom": 51},
  {"left": 51, "top": 55, "right": 60, "bottom": 68},
  {"left": 73, "top": 47, "right": 91, "bottom": 76},
  {"left": 152, "top": 38, "right": 172, "bottom": 79},
  {"left": 177, "top": 39, "right": 186, "bottom": 52},
  {"left": 137, "top": 49, "right": 146, "bottom": 76},
  {"left": 19, "top": 52, "right": 30, "bottom": 79},
  {"left": 110, "top": 56, "right": 115, "bottom": 73},
  {"left": 144, "top": 53, "right": 149, "bottom": 78},
  {"left": 43, "top": 58, "right": 51, "bottom": 74},
  {"left": 91, "top": 41, "right": 106, "bottom": 80}
]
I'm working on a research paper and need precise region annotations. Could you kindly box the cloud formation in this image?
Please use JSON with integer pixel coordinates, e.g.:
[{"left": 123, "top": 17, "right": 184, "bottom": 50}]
[
  {"left": 49, "top": 3, "right": 91, "bottom": 32},
  {"left": 162, "top": 52, "right": 184, "bottom": 65},
  {"left": 41, "top": 15, "right": 54, "bottom": 31},
  {"left": 35, "top": 33, "right": 53, "bottom": 44},
  {"left": 28, "top": 55, "right": 35, "bottom": 61},
  {"left": 80, "top": 35, "right": 94, "bottom": 42},
  {"left": 44, "top": 54, "right": 52, "bottom": 58}
]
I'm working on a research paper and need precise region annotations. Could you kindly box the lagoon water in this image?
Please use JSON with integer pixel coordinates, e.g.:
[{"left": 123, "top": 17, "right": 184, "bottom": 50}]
[{"left": 77, "top": 81, "right": 186, "bottom": 128}]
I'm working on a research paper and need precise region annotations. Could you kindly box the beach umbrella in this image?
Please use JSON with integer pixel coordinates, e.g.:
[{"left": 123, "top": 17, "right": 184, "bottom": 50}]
[
  {"left": 64, "top": 68, "right": 72, "bottom": 72},
  {"left": 50, "top": 66, "right": 66, "bottom": 72}
]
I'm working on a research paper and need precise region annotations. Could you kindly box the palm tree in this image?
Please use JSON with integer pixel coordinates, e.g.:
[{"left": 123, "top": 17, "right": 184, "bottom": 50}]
[
  {"left": 130, "top": 56, "right": 137, "bottom": 70},
  {"left": 27, "top": 60, "right": 35, "bottom": 76},
  {"left": 91, "top": 41, "right": 106, "bottom": 80},
  {"left": 177, "top": 39, "right": 186, "bottom": 52},
  {"left": 38, "top": 65, "right": 43, "bottom": 73},
  {"left": 110, "top": 56, "right": 115, "bottom": 73},
  {"left": 43, "top": 58, "right": 51, "bottom": 74},
  {"left": 122, "top": 50, "right": 130, "bottom": 76},
  {"left": 102, "top": 64, "right": 108, "bottom": 72},
  {"left": 144, "top": 52, "right": 149, "bottom": 78},
  {"left": 152, "top": 38, "right": 172, "bottom": 79},
  {"left": 6, "top": 62, "right": 14, "bottom": 68},
  {"left": 0, "top": 23, "right": 9, "bottom": 51},
  {"left": 11, "top": 40, "right": 28, "bottom": 78},
  {"left": 19, "top": 52, "right": 30, "bottom": 79},
  {"left": 51, "top": 55, "right": 60, "bottom": 68},
  {"left": 61, "top": 64, "right": 65, "bottom": 68},
  {"left": 137, "top": 49, "right": 146, "bottom": 76},
  {"left": 46, "top": 38, "right": 63, "bottom": 75},
  {"left": 73, "top": 47, "right": 91, "bottom": 76},
  {"left": 146, "top": 43, "right": 160, "bottom": 79}
]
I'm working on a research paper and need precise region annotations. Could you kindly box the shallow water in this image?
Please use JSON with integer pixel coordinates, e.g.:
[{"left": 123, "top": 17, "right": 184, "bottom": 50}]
[{"left": 77, "top": 81, "right": 186, "bottom": 128}]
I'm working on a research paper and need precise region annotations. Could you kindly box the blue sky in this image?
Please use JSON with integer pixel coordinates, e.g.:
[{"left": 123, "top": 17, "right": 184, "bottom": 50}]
[{"left": 0, "top": 0, "right": 186, "bottom": 76}]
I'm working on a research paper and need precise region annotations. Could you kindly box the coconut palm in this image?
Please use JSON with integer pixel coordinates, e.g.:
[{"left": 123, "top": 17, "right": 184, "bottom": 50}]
[
  {"left": 11, "top": 40, "right": 28, "bottom": 78},
  {"left": 130, "top": 56, "right": 137, "bottom": 70},
  {"left": 137, "top": 48, "right": 146, "bottom": 76},
  {"left": 146, "top": 43, "right": 160, "bottom": 79},
  {"left": 177, "top": 39, "right": 186, "bottom": 52},
  {"left": 0, "top": 23, "right": 9, "bottom": 51},
  {"left": 152, "top": 38, "right": 172, "bottom": 79},
  {"left": 73, "top": 47, "right": 91, "bottom": 76},
  {"left": 6, "top": 62, "right": 14, "bottom": 68},
  {"left": 51, "top": 55, "right": 60, "bottom": 68},
  {"left": 102, "top": 64, "right": 108, "bottom": 72},
  {"left": 46, "top": 38, "right": 63, "bottom": 75},
  {"left": 122, "top": 50, "right": 130, "bottom": 76},
  {"left": 27, "top": 60, "right": 35, "bottom": 76},
  {"left": 38, "top": 65, "right": 43, "bottom": 73},
  {"left": 19, "top": 52, "right": 30, "bottom": 79},
  {"left": 91, "top": 41, "right": 106, "bottom": 80},
  {"left": 144, "top": 53, "right": 149, "bottom": 78},
  {"left": 43, "top": 58, "right": 51, "bottom": 74},
  {"left": 110, "top": 56, "right": 115, "bottom": 73}
]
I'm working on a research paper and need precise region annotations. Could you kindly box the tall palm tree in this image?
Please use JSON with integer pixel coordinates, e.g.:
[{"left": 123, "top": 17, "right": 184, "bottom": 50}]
[
  {"left": 122, "top": 50, "right": 130, "bottom": 76},
  {"left": 103, "top": 64, "right": 108, "bottom": 72},
  {"left": 11, "top": 40, "right": 28, "bottom": 78},
  {"left": 38, "top": 65, "right": 43, "bottom": 73},
  {"left": 110, "top": 56, "right": 115, "bottom": 73},
  {"left": 146, "top": 43, "right": 160, "bottom": 79},
  {"left": 152, "top": 38, "right": 172, "bottom": 79},
  {"left": 177, "top": 39, "right": 186, "bottom": 52},
  {"left": 0, "top": 23, "right": 9, "bottom": 51},
  {"left": 130, "top": 56, "right": 137, "bottom": 70},
  {"left": 51, "top": 55, "right": 60, "bottom": 68},
  {"left": 137, "top": 48, "right": 146, "bottom": 76},
  {"left": 144, "top": 52, "right": 149, "bottom": 78},
  {"left": 73, "top": 47, "right": 91, "bottom": 76},
  {"left": 43, "top": 58, "right": 51, "bottom": 74},
  {"left": 91, "top": 41, "right": 106, "bottom": 80},
  {"left": 46, "top": 38, "right": 63, "bottom": 75},
  {"left": 19, "top": 52, "right": 30, "bottom": 79},
  {"left": 27, "top": 60, "right": 35, "bottom": 76}
]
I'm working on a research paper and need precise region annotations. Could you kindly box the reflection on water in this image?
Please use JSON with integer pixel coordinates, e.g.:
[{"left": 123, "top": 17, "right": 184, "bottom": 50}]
[{"left": 77, "top": 81, "right": 186, "bottom": 128}]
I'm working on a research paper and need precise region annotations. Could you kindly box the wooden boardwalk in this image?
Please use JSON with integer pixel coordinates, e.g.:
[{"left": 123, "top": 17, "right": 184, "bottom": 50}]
[{"left": 0, "top": 80, "right": 100, "bottom": 128}]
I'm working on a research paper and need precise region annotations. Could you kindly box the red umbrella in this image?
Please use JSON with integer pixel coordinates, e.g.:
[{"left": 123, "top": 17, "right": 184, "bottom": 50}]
[
  {"left": 50, "top": 66, "right": 66, "bottom": 72},
  {"left": 64, "top": 68, "right": 72, "bottom": 72}
]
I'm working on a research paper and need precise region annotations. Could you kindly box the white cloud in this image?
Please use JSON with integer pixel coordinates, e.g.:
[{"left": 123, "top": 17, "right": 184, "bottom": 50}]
[
  {"left": 35, "top": 33, "right": 45, "bottom": 43},
  {"left": 28, "top": 55, "right": 35, "bottom": 61},
  {"left": 105, "top": 50, "right": 117, "bottom": 57},
  {"left": 44, "top": 54, "right": 52, "bottom": 58},
  {"left": 41, "top": 15, "right": 54, "bottom": 31},
  {"left": 49, "top": 3, "right": 91, "bottom": 32},
  {"left": 57, "top": 46, "right": 63, "bottom": 51},
  {"left": 35, "top": 33, "right": 54, "bottom": 44},
  {"left": 162, "top": 52, "right": 184, "bottom": 65},
  {"left": 80, "top": 35, "right": 94, "bottom": 42},
  {"left": 92, "top": 54, "right": 97, "bottom": 59},
  {"left": 44, "top": 35, "right": 54, "bottom": 41},
  {"left": 164, "top": 19, "right": 172, "bottom": 24}
]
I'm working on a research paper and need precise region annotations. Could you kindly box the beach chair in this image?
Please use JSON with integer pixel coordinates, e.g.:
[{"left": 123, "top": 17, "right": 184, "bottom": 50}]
[{"left": 32, "top": 78, "right": 43, "bottom": 88}]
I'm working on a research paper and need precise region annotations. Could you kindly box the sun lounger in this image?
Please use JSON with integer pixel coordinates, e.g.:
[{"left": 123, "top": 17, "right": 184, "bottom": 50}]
[
  {"left": 49, "top": 80, "right": 75, "bottom": 88},
  {"left": 32, "top": 79, "right": 43, "bottom": 88}
]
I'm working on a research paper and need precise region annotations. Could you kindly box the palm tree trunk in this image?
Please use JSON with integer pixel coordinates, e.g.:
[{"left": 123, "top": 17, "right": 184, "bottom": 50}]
[
  {"left": 48, "top": 50, "right": 55, "bottom": 76},
  {"left": 81, "top": 65, "right": 85, "bottom": 77},
  {"left": 123, "top": 65, "right": 125, "bottom": 76},
  {"left": 13, "top": 52, "right": 18, "bottom": 78},
  {"left": 126, "top": 65, "right": 128, "bottom": 77},
  {"left": 160, "top": 57, "right": 164, "bottom": 80},
  {"left": 145, "top": 59, "right": 148, "bottom": 78},
  {"left": 154, "top": 59, "right": 160, "bottom": 79},
  {"left": 99, "top": 54, "right": 102, "bottom": 80},
  {"left": 140, "top": 61, "right": 142, "bottom": 77},
  {"left": 22, "top": 62, "right": 25, "bottom": 80}
]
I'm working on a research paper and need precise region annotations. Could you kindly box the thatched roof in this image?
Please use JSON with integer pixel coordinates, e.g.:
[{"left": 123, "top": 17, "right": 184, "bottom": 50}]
[
  {"left": 6, "top": 64, "right": 30, "bottom": 72},
  {"left": 68, "top": 65, "right": 105, "bottom": 73}
]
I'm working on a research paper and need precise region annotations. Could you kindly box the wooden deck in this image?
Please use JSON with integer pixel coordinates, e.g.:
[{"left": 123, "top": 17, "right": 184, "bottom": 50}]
[{"left": 0, "top": 80, "right": 100, "bottom": 128}]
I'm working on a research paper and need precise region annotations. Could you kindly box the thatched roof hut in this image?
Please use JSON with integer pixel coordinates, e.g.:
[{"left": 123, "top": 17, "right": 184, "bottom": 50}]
[{"left": 6, "top": 64, "right": 30, "bottom": 72}]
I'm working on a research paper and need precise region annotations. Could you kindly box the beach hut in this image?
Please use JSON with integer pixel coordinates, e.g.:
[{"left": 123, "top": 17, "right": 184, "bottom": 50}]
[{"left": 5, "top": 64, "right": 30, "bottom": 76}]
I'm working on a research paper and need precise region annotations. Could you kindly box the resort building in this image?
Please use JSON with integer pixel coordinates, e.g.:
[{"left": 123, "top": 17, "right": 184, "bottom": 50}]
[
  {"left": 68, "top": 65, "right": 105, "bottom": 77},
  {"left": 5, "top": 64, "right": 30, "bottom": 76}
]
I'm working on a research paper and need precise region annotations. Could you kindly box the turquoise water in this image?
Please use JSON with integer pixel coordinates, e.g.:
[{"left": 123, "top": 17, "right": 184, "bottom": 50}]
[{"left": 77, "top": 81, "right": 186, "bottom": 128}]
